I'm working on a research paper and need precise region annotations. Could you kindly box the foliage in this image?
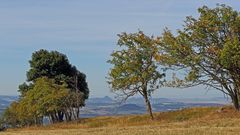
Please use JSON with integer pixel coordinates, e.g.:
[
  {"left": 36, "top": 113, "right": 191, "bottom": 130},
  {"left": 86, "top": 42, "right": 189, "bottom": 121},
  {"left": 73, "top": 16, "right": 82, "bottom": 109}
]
[
  {"left": 25, "top": 77, "right": 68, "bottom": 122},
  {"left": 3, "top": 102, "right": 21, "bottom": 127},
  {"left": 24, "top": 49, "right": 89, "bottom": 99},
  {"left": 27, "top": 50, "right": 72, "bottom": 82},
  {"left": 3, "top": 78, "right": 69, "bottom": 127},
  {"left": 18, "top": 82, "right": 33, "bottom": 97},
  {"left": 157, "top": 4, "right": 240, "bottom": 110},
  {"left": 108, "top": 31, "right": 165, "bottom": 119}
]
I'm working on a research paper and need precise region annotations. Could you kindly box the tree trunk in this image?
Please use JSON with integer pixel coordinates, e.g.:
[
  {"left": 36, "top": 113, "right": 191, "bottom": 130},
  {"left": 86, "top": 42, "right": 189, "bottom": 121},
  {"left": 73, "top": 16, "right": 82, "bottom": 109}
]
[
  {"left": 64, "top": 110, "right": 71, "bottom": 121},
  {"left": 58, "top": 111, "right": 64, "bottom": 122},
  {"left": 142, "top": 88, "right": 154, "bottom": 120},
  {"left": 76, "top": 107, "right": 80, "bottom": 119},
  {"left": 72, "top": 107, "right": 77, "bottom": 120},
  {"left": 48, "top": 115, "right": 53, "bottom": 124},
  {"left": 50, "top": 114, "right": 56, "bottom": 124},
  {"left": 231, "top": 94, "right": 240, "bottom": 111}
]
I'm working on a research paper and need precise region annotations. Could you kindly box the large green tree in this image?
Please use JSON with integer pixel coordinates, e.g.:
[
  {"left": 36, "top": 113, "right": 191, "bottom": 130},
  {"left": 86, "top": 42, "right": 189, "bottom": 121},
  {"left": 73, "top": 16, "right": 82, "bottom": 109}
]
[
  {"left": 108, "top": 31, "right": 165, "bottom": 119},
  {"left": 17, "top": 49, "right": 89, "bottom": 123},
  {"left": 157, "top": 5, "right": 240, "bottom": 110}
]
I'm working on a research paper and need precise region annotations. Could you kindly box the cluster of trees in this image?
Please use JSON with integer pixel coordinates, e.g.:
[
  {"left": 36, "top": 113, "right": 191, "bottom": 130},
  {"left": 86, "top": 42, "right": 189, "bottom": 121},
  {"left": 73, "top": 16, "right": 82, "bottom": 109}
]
[
  {"left": 108, "top": 4, "right": 240, "bottom": 119},
  {"left": 2, "top": 50, "right": 89, "bottom": 127}
]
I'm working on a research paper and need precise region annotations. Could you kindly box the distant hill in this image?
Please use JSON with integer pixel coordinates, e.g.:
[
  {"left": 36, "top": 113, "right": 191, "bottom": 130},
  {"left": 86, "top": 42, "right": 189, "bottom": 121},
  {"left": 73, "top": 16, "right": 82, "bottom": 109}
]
[
  {"left": 87, "top": 96, "right": 114, "bottom": 104},
  {"left": 118, "top": 104, "right": 144, "bottom": 111},
  {"left": 116, "top": 104, "right": 146, "bottom": 115}
]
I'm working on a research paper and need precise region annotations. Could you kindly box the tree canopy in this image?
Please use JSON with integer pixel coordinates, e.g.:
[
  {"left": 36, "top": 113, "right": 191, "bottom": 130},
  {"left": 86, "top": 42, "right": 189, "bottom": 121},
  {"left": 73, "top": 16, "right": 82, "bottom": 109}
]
[
  {"left": 157, "top": 4, "right": 240, "bottom": 110},
  {"left": 21, "top": 49, "right": 89, "bottom": 99}
]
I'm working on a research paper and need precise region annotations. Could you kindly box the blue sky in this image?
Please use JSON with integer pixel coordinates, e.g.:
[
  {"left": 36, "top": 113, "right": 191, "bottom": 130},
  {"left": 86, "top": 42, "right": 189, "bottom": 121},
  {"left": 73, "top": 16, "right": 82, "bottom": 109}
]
[{"left": 0, "top": 0, "right": 239, "bottom": 98}]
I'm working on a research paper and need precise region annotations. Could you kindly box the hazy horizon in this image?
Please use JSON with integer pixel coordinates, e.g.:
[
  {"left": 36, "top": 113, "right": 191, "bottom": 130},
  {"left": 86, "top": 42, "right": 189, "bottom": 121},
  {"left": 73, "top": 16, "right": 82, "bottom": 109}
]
[{"left": 0, "top": 0, "right": 239, "bottom": 98}]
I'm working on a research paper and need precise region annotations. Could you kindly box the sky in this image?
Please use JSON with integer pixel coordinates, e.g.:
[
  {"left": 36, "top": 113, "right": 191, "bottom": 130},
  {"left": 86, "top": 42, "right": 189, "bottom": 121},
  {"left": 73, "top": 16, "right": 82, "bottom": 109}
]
[{"left": 0, "top": 0, "right": 239, "bottom": 98}]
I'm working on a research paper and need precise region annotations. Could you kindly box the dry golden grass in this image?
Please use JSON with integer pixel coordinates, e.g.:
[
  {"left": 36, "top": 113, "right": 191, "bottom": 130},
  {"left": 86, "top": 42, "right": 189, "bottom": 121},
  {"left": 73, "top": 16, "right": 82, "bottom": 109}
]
[{"left": 2, "top": 106, "right": 240, "bottom": 135}]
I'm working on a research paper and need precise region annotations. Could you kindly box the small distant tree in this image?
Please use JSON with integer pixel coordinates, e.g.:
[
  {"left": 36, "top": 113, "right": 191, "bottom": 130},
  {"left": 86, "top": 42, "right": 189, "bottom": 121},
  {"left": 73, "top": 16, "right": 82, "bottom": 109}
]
[
  {"left": 108, "top": 31, "right": 165, "bottom": 119},
  {"left": 157, "top": 5, "right": 240, "bottom": 110},
  {"left": 2, "top": 102, "right": 21, "bottom": 127}
]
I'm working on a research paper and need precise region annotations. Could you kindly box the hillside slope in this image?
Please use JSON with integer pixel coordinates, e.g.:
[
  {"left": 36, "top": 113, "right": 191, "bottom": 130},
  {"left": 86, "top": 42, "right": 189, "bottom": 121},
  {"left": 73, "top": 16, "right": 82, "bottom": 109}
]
[{"left": 2, "top": 106, "right": 240, "bottom": 135}]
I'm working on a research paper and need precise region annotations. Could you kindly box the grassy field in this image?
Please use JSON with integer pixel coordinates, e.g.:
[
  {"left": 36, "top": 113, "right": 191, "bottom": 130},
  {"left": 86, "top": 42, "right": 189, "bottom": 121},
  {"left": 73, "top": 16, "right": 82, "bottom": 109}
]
[{"left": 2, "top": 106, "right": 240, "bottom": 135}]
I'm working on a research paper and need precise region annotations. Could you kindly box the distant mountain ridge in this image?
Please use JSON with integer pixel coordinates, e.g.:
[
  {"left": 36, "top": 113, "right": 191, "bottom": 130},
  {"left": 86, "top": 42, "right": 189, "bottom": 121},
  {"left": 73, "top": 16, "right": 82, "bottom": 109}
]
[{"left": 87, "top": 96, "right": 114, "bottom": 104}]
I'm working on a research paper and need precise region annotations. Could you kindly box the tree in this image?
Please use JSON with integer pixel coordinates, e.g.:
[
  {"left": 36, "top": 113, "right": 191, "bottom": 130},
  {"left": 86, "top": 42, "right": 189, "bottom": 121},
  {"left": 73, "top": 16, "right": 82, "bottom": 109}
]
[
  {"left": 15, "top": 49, "right": 89, "bottom": 124},
  {"left": 2, "top": 102, "right": 21, "bottom": 127},
  {"left": 157, "top": 4, "right": 240, "bottom": 110},
  {"left": 108, "top": 31, "right": 165, "bottom": 119}
]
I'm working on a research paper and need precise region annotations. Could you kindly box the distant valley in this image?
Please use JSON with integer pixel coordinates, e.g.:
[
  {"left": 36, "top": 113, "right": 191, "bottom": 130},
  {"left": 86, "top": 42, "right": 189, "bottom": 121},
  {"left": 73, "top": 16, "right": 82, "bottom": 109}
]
[
  {"left": 0, "top": 95, "right": 230, "bottom": 117},
  {"left": 80, "top": 96, "right": 230, "bottom": 117}
]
